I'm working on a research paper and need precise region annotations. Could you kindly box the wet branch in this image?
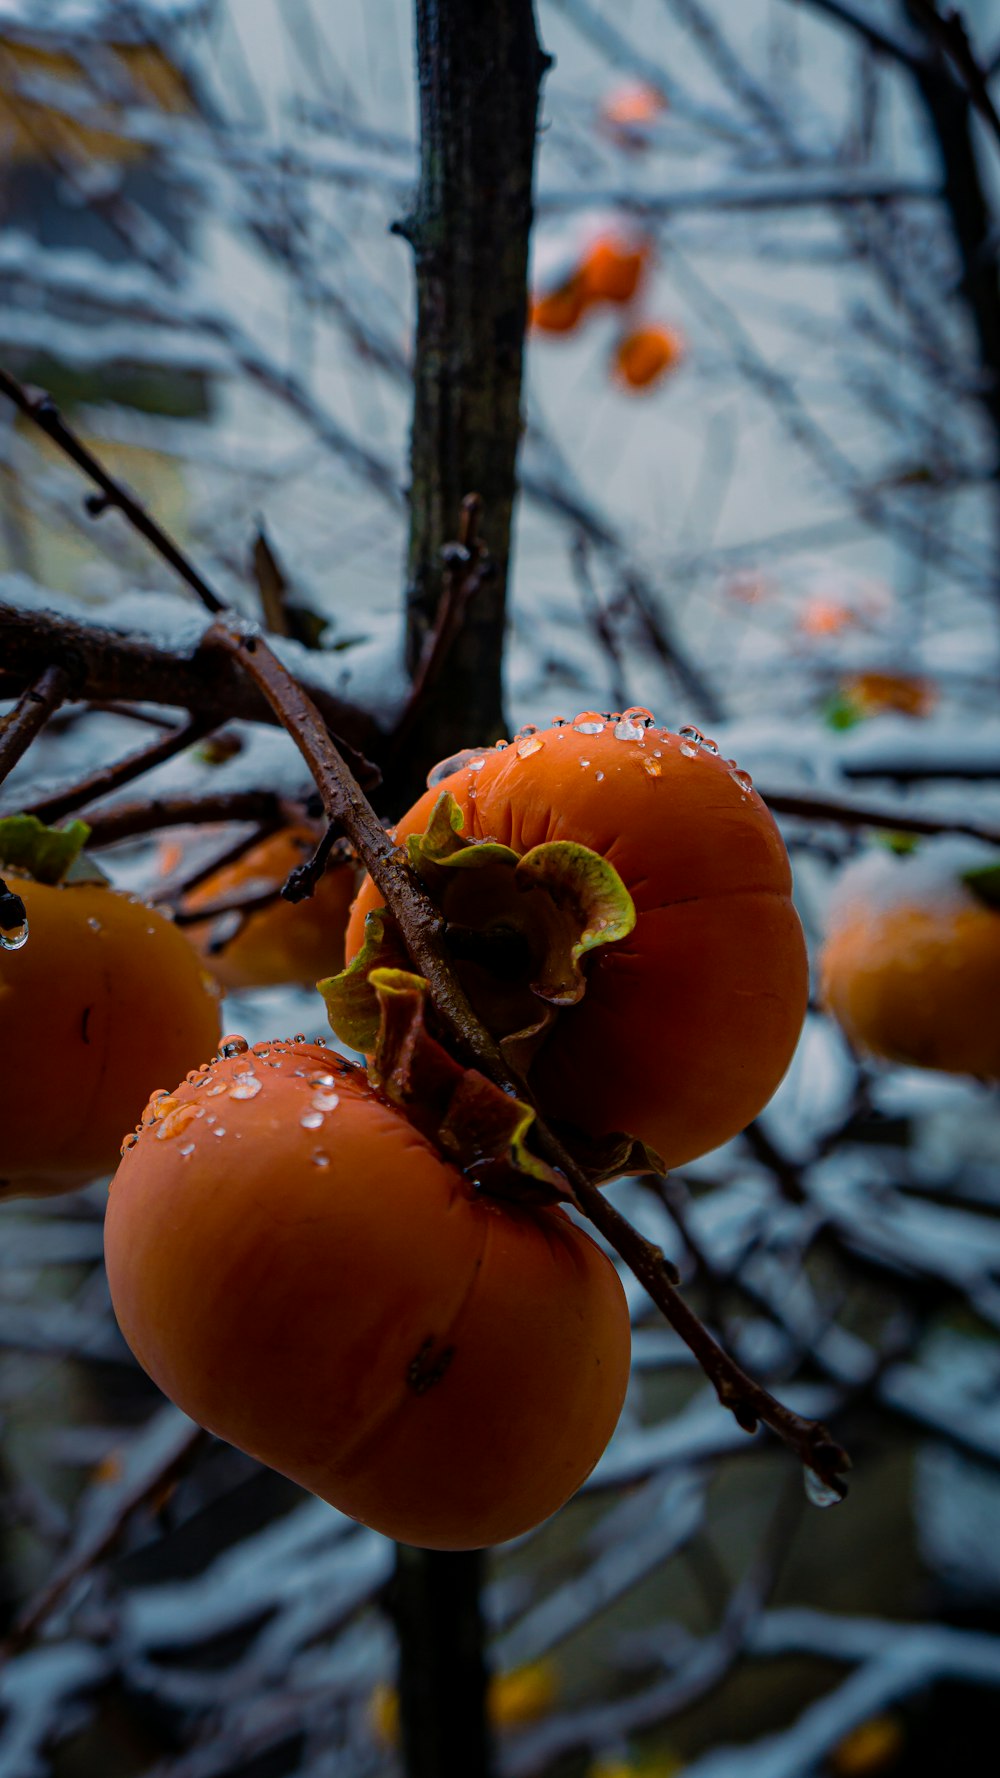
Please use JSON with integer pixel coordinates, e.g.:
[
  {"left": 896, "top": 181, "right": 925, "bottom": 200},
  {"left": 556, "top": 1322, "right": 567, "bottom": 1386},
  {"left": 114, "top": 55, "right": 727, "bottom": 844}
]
[{"left": 0, "top": 665, "right": 75, "bottom": 791}]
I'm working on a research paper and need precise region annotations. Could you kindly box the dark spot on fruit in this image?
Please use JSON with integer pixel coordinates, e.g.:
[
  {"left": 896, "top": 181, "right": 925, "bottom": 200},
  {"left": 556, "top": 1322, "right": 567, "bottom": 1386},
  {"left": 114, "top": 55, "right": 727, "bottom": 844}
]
[
  {"left": 407, "top": 1337, "right": 455, "bottom": 1395},
  {"left": 81, "top": 1005, "right": 92, "bottom": 1044}
]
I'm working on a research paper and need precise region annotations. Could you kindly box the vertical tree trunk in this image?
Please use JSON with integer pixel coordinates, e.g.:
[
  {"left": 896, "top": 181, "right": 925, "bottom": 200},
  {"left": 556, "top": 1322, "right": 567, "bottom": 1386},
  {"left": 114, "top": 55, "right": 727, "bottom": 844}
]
[
  {"left": 389, "top": 3, "right": 548, "bottom": 1771},
  {"left": 398, "top": 0, "right": 549, "bottom": 796},
  {"left": 392, "top": 1545, "right": 493, "bottom": 1778}
]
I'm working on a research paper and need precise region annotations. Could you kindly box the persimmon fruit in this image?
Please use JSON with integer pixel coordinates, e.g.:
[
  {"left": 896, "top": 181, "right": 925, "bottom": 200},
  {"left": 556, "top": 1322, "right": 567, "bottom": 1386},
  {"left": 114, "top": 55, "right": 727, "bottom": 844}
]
[
  {"left": 578, "top": 234, "right": 651, "bottom": 306},
  {"left": 174, "top": 825, "right": 358, "bottom": 991},
  {"left": 530, "top": 277, "right": 589, "bottom": 335},
  {"left": 0, "top": 875, "right": 221, "bottom": 1196},
  {"left": 104, "top": 1039, "right": 631, "bottom": 1549},
  {"left": 821, "top": 844, "right": 1000, "bottom": 1080},
  {"left": 343, "top": 714, "right": 809, "bottom": 1169},
  {"left": 612, "top": 324, "right": 685, "bottom": 391}
]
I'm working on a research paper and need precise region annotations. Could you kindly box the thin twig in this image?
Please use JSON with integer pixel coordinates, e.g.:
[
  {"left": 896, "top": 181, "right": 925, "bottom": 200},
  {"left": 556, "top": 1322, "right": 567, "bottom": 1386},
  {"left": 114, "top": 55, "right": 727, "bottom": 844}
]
[
  {"left": 24, "top": 716, "right": 215, "bottom": 826},
  {"left": 0, "top": 664, "right": 74, "bottom": 790},
  {"left": 85, "top": 792, "right": 292, "bottom": 849},
  {"left": 764, "top": 787, "right": 1000, "bottom": 846}
]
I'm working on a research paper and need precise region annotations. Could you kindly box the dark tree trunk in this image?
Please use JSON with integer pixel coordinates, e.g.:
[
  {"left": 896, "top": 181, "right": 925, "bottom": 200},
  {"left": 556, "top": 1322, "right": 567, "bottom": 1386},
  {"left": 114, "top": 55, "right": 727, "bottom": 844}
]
[
  {"left": 397, "top": 0, "right": 549, "bottom": 799},
  {"left": 392, "top": 1544, "right": 493, "bottom": 1778},
  {"left": 388, "top": 5, "right": 549, "bottom": 1771}
]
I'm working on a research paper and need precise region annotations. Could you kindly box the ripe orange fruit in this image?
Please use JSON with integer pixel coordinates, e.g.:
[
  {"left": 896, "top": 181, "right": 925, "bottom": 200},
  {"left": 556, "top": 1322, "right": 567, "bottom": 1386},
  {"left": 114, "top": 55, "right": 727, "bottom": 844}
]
[
  {"left": 105, "top": 1039, "right": 631, "bottom": 1549},
  {"left": 530, "top": 277, "right": 589, "bottom": 334},
  {"left": 612, "top": 324, "right": 685, "bottom": 390},
  {"left": 579, "top": 234, "right": 651, "bottom": 306},
  {"left": 175, "top": 826, "right": 358, "bottom": 991},
  {"left": 344, "top": 714, "right": 808, "bottom": 1169},
  {"left": 821, "top": 844, "right": 1000, "bottom": 1080},
  {"left": 838, "top": 672, "right": 937, "bottom": 720},
  {"left": 0, "top": 877, "right": 220, "bottom": 1195},
  {"left": 598, "top": 80, "right": 668, "bottom": 150}
]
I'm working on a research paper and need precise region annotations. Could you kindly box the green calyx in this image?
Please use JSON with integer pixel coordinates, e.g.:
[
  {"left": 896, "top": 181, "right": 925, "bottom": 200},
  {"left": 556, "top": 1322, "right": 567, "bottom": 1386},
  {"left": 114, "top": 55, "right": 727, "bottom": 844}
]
[
  {"left": 320, "top": 789, "right": 635, "bottom": 1064},
  {"left": 962, "top": 861, "right": 1000, "bottom": 910},
  {"left": 0, "top": 815, "right": 106, "bottom": 887},
  {"left": 367, "top": 967, "right": 569, "bottom": 1203}
]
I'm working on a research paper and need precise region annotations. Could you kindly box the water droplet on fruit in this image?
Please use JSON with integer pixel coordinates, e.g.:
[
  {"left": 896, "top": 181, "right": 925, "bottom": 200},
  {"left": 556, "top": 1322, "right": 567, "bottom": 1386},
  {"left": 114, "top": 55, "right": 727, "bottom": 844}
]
[
  {"left": 678, "top": 724, "right": 703, "bottom": 745},
  {"left": 517, "top": 723, "right": 538, "bottom": 737},
  {"left": 156, "top": 1103, "right": 199, "bottom": 1141},
  {"left": 312, "top": 1090, "right": 339, "bottom": 1112},
  {"left": 219, "top": 1035, "right": 249, "bottom": 1058},
  {"left": 516, "top": 736, "right": 543, "bottom": 758},
  {"left": 730, "top": 767, "right": 753, "bottom": 794},
  {"left": 212, "top": 1125, "right": 227, "bottom": 1137},
  {"left": 179, "top": 1143, "right": 195, "bottom": 1158},
  {"left": 615, "top": 716, "right": 644, "bottom": 740},
  {"left": 580, "top": 758, "right": 590, "bottom": 768},
  {"left": 573, "top": 712, "right": 604, "bottom": 735},
  {"left": 803, "top": 1467, "right": 843, "bottom": 1508},
  {"left": 307, "top": 1072, "right": 336, "bottom": 1087},
  {"left": 494, "top": 739, "right": 508, "bottom": 751},
  {"left": 643, "top": 756, "right": 662, "bottom": 777},
  {"left": 252, "top": 1043, "right": 271, "bottom": 1059},
  {"left": 467, "top": 757, "right": 486, "bottom": 771},
  {"left": 312, "top": 1151, "right": 331, "bottom": 1168},
  {"left": 623, "top": 706, "right": 655, "bottom": 728},
  {"left": 0, "top": 917, "right": 28, "bottom": 951},
  {"left": 87, "top": 916, "right": 102, "bottom": 933},
  {"left": 595, "top": 770, "right": 605, "bottom": 782},
  {"left": 229, "top": 1072, "right": 262, "bottom": 1100},
  {"left": 120, "top": 1132, "right": 138, "bottom": 1155},
  {"left": 699, "top": 736, "right": 720, "bottom": 755},
  {"left": 679, "top": 741, "right": 698, "bottom": 759},
  {"left": 206, "top": 1081, "right": 227, "bottom": 1097},
  {"left": 292, "top": 1033, "right": 306, "bottom": 1043},
  {"left": 300, "top": 1110, "right": 324, "bottom": 1130},
  {"left": 551, "top": 715, "right": 568, "bottom": 726}
]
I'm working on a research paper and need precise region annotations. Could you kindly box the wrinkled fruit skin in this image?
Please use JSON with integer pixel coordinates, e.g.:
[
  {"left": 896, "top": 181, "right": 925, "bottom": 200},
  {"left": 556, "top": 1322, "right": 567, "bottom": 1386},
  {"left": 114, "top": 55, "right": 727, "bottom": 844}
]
[
  {"left": 178, "top": 826, "right": 358, "bottom": 991},
  {"left": 0, "top": 878, "right": 221, "bottom": 1197},
  {"left": 105, "top": 1041, "right": 631, "bottom": 1549},
  {"left": 348, "top": 721, "right": 809, "bottom": 1168},
  {"left": 821, "top": 889, "right": 1000, "bottom": 1081}
]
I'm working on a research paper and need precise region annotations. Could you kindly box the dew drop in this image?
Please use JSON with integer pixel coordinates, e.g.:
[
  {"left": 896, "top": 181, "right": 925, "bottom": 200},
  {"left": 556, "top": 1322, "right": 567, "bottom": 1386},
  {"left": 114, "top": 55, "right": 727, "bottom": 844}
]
[
  {"left": 300, "top": 1110, "right": 324, "bottom": 1130},
  {"left": 119, "top": 1132, "right": 139, "bottom": 1156},
  {"left": 467, "top": 756, "right": 486, "bottom": 771},
  {"left": 573, "top": 712, "right": 605, "bottom": 735},
  {"left": 312, "top": 1151, "right": 331, "bottom": 1168},
  {"left": 494, "top": 740, "right": 508, "bottom": 751},
  {"left": 551, "top": 715, "right": 569, "bottom": 726},
  {"left": 206, "top": 1081, "right": 228, "bottom": 1097},
  {"left": 679, "top": 741, "right": 698, "bottom": 759},
  {"left": 643, "top": 756, "right": 662, "bottom": 777},
  {"left": 595, "top": 770, "right": 605, "bottom": 782},
  {"left": 730, "top": 767, "right": 754, "bottom": 794},
  {"left": 179, "top": 1143, "right": 195, "bottom": 1158},
  {"left": 678, "top": 724, "right": 704, "bottom": 745},
  {"left": 219, "top": 1035, "right": 249, "bottom": 1058},
  {"left": 699, "top": 736, "right": 720, "bottom": 755},
  {"left": 803, "top": 1467, "right": 843, "bottom": 1508},
  {"left": 614, "top": 716, "right": 644, "bottom": 741},
  {"left": 87, "top": 916, "right": 102, "bottom": 933},
  {"left": 252, "top": 1043, "right": 271, "bottom": 1059},
  {"left": 516, "top": 735, "right": 543, "bottom": 758},
  {"left": 212, "top": 1125, "right": 227, "bottom": 1138},
  {"left": 156, "top": 1103, "right": 199, "bottom": 1141},
  {"left": 292, "top": 1033, "right": 306, "bottom": 1044},
  {"left": 580, "top": 758, "right": 590, "bottom": 768},
  {"left": 517, "top": 723, "right": 538, "bottom": 737},
  {"left": 312, "top": 1090, "right": 339, "bottom": 1112},
  {"left": 307, "top": 1072, "right": 336, "bottom": 1088},
  {"left": 229, "top": 1072, "right": 262, "bottom": 1100},
  {"left": 622, "top": 706, "right": 655, "bottom": 728},
  {"left": 0, "top": 918, "right": 28, "bottom": 951}
]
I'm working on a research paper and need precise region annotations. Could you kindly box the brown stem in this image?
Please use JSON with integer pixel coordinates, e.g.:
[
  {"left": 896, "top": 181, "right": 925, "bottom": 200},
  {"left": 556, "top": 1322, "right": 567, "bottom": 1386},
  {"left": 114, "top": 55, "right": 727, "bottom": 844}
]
[
  {"left": 0, "top": 601, "right": 382, "bottom": 775},
  {"left": 764, "top": 787, "right": 1000, "bottom": 847},
  {"left": 24, "top": 716, "right": 215, "bottom": 826},
  {"left": 85, "top": 791, "right": 291, "bottom": 849},
  {"left": 0, "top": 665, "right": 75, "bottom": 790}
]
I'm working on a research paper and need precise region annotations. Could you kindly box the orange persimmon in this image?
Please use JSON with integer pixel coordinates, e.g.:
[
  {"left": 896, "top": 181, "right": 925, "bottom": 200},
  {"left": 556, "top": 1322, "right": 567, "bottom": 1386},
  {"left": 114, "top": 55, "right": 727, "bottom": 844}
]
[
  {"left": 821, "top": 844, "right": 1000, "bottom": 1080},
  {"left": 530, "top": 276, "right": 589, "bottom": 334},
  {"left": 578, "top": 234, "right": 651, "bottom": 306},
  {"left": 0, "top": 876, "right": 220, "bottom": 1196},
  {"left": 598, "top": 80, "right": 668, "bottom": 150},
  {"left": 104, "top": 1039, "right": 631, "bottom": 1549},
  {"left": 838, "top": 672, "right": 937, "bottom": 720},
  {"left": 175, "top": 826, "right": 358, "bottom": 991},
  {"left": 612, "top": 324, "right": 685, "bottom": 390},
  {"left": 345, "top": 714, "right": 809, "bottom": 1170}
]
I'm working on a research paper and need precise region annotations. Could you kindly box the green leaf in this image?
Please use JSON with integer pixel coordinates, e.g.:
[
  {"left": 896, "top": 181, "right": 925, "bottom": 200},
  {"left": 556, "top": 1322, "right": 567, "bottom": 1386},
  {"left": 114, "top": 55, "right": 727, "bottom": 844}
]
[
  {"left": 0, "top": 815, "right": 94, "bottom": 886},
  {"left": 317, "top": 908, "right": 409, "bottom": 1051},
  {"left": 823, "top": 692, "right": 863, "bottom": 732},
  {"left": 515, "top": 839, "right": 635, "bottom": 1004},
  {"left": 963, "top": 862, "right": 1000, "bottom": 910}
]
